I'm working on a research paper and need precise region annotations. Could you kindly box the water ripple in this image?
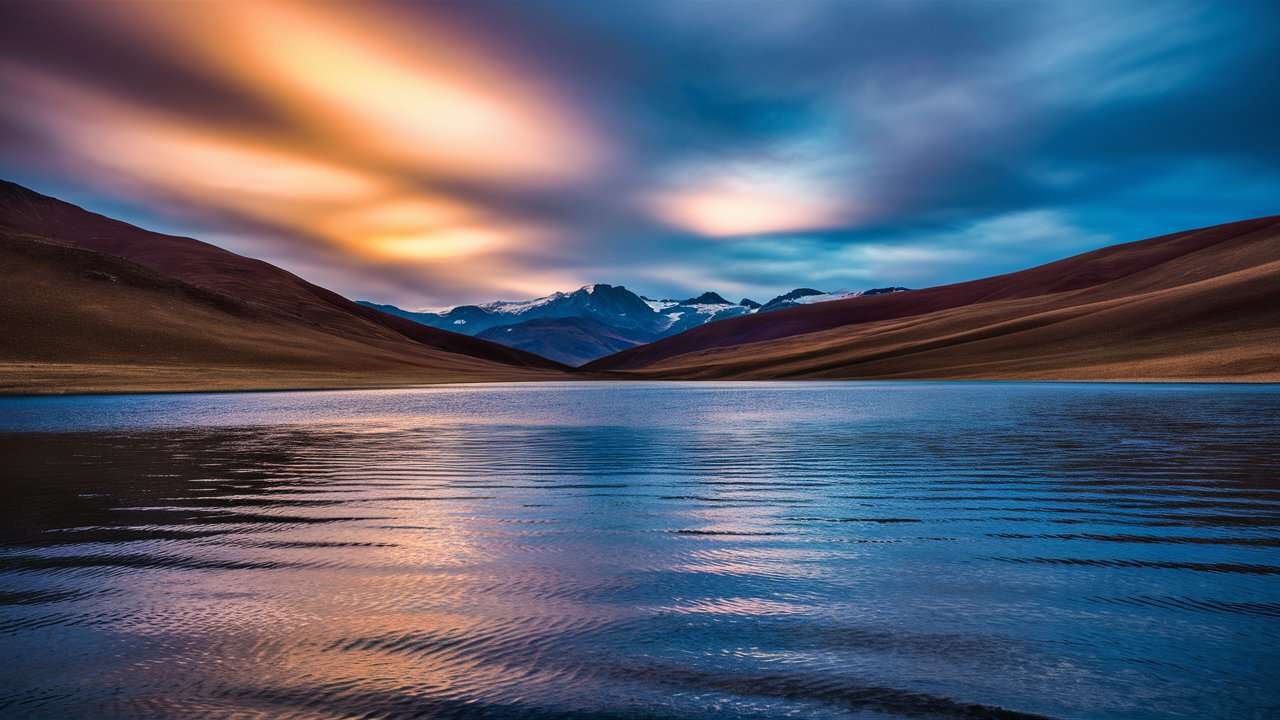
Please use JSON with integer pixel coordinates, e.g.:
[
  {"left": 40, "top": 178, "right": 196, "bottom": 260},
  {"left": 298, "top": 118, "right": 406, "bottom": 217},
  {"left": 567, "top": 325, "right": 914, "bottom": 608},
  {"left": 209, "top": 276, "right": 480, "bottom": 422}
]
[{"left": 0, "top": 381, "right": 1276, "bottom": 719}]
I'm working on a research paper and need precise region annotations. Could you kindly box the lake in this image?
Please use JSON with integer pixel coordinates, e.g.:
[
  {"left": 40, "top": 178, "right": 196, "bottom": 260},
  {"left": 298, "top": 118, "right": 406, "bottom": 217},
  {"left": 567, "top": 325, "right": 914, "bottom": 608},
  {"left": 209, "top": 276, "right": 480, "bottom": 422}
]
[{"left": 1, "top": 382, "right": 1277, "bottom": 719}]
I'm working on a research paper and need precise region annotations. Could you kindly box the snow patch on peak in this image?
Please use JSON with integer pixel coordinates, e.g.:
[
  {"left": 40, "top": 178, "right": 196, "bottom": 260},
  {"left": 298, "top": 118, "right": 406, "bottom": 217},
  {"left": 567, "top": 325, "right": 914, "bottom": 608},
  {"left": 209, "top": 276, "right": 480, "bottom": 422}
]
[
  {"left": 687, "top": 302, "right": 738, "bottom": 315},
  {"left": 479, "top": 292, "right": 565, "bottom": 315},
  {"left": 792, "top": 287, "right": 910, "bottom": 304},
  {"left": 792, "top": 290, "right": 860, "bottom": 305}
]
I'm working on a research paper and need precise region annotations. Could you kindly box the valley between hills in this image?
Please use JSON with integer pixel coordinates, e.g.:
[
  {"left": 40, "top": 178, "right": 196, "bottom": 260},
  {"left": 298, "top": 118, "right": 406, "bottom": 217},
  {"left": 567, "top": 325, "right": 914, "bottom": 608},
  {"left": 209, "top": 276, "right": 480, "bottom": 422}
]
[{"left": 2, "top": 179, "right": 1276, "bottom": 394}]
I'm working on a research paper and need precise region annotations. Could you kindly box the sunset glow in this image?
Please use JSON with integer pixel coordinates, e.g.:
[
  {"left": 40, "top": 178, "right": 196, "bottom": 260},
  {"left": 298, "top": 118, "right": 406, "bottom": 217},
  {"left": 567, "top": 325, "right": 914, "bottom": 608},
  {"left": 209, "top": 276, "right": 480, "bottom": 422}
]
[
  {"left": 0, "top": 1, "right": 608, "bottom": 298},
  {"left": 0, "top": 0, "right": 1275, "bottom": 306},
  {"left": 648, "top": 184, "right": 848, "bottom": 238},
  {"left": 134, "top": 1, "right": 608, "bottom": 184}
]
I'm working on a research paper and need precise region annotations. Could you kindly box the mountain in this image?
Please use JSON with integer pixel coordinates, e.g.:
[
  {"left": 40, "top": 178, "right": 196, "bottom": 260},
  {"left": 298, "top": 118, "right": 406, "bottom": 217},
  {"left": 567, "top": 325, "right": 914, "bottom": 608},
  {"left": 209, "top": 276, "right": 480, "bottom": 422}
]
[
  {"left": 0, "top": 180, "right": 566, "bottom": 394},
  {"left": 641, "top": 294, "right": 757, "bottom": 336},
  {"left": 759, "top": 287, "right": 824, "bottom": 311},
  {"left": 367, "top": 284, "right": 917, "bottom": 365},
  {"left": 759, "top": 286, "right": 910, "bottom": 312},
  {"left": 478, "top": 316, "right": 653, "bottom": 366},
  {"left": 364, "top": 286, "right": 766, "bottom": 364},
  {"left": 584, "top": 217, "right": 1280, "bottom": 381},
  {"left": 681, "top": 291, "right": 731, "bottom": 305},
  {"left": 360, "top": 284, "right": 662, "bottom": 337}
]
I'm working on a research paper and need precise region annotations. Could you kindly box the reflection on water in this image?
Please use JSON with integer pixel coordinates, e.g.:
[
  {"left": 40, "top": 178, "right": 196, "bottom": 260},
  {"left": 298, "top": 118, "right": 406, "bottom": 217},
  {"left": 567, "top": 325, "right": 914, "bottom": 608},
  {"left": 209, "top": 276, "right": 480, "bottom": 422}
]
[{"left": 1, "top": 382, "right": 1278, "bottom": 719}]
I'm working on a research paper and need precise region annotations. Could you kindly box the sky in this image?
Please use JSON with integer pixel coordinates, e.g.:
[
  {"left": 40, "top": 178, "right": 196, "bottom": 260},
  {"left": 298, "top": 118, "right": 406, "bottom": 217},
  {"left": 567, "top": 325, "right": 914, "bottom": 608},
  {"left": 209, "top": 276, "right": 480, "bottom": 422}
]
[{"left": 0, "top": 1, "right": 1276, "bottom": 308}]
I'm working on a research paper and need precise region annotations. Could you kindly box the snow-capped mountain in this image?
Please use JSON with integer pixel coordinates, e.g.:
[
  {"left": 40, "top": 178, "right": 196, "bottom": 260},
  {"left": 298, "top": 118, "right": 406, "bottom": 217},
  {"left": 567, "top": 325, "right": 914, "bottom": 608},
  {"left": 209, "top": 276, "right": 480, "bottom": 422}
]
[
  {"left": 359, "top": 283, "right": 907, "bottom": 366},
  {"left": 758, "top": 286, "right": 910, "bottom": 313},
  {"left": 641, "top": 291, "right": 756, "bottom": 335},
  {"left": 361, "top": 284, "right": 658, "bottom": 337}
]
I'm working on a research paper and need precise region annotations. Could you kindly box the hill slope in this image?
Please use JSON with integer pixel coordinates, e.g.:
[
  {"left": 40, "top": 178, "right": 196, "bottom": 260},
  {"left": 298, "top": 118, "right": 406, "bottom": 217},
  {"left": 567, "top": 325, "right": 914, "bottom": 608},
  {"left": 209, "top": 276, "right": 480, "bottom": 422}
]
[
  {"left": 585, "top": 217, "right": 1280, "bottom": 381},
  {"left": 0, "top": 181, "right": 566, "bottom": 393}
]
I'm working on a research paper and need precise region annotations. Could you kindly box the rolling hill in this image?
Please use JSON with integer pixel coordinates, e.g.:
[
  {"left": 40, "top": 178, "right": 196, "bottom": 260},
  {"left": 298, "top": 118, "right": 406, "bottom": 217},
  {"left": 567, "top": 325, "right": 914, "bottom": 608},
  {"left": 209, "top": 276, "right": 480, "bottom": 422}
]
[
  {"left": 0, "top": 180, "right": 567, "bottom": 394},
  {"left": 584, "top": 217, "right": 1280, "bottom": 381}
]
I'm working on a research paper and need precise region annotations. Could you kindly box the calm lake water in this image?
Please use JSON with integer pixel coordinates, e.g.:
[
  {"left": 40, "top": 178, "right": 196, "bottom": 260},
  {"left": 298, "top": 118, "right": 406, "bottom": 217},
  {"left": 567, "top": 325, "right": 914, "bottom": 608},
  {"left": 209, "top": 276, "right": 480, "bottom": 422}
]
[{"left": 1, "top": 382, "right": 1278, "bottom": 719}]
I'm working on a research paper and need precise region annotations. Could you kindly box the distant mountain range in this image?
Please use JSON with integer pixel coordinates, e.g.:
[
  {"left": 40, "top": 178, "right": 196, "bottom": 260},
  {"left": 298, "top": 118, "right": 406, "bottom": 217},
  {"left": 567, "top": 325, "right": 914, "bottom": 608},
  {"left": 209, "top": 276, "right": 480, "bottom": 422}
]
[{"left": 359, "top": 285, "right": 909, "bottom": 365}]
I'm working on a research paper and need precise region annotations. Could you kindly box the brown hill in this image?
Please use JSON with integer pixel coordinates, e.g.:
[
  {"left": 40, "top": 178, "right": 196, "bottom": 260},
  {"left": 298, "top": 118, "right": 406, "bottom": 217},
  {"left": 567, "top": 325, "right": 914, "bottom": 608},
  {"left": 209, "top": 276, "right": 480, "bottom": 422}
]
[
  {"left": 0, "top": 181, "right": 567, "bottom": 394},
  {"left": 585, "top": 217, "right": 1280, "bottom": 381}
]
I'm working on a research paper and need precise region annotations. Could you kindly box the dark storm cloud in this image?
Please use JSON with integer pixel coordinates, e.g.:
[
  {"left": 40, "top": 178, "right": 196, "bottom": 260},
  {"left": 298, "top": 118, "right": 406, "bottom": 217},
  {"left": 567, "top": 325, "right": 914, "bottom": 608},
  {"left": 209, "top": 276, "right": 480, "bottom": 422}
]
[{"left": 0, "top": 0, "right": 1275, "bottom": 306}]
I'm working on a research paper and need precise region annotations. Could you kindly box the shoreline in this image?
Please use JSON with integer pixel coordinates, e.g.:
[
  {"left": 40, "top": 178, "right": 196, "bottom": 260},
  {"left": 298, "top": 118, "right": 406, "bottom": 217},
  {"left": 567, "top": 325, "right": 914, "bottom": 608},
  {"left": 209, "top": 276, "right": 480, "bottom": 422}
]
[{"left": 4, "top": 373, "right": 1277, "bottom": 399}]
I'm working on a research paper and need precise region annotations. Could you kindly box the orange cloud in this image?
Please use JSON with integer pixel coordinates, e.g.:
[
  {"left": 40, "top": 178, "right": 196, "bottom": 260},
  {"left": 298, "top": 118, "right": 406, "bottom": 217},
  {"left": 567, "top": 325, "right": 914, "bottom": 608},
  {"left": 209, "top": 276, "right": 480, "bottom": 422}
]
[
  {"left": 0, "top": 0, "right": 627, "bottom": 295},
  {"left": 4, "top": 68, "right": 379, "bottom": 209},
  {"left": 122, "top": 1, "right": 608, "bottom": 186},
  {"left": 648, "top": 185, "right": 847, "bottom": 237},
  {"left": 641, "top": 149, "right": 856, "bottom": 237},
  {"left": 319, "top": 197, "right": 507, "bottom": 262},
  {"left": 3, "top": 66, "right": 528, "bottom": 272},
  {"left": 0, "top": 1, "right": 623, "bottom": 302}
]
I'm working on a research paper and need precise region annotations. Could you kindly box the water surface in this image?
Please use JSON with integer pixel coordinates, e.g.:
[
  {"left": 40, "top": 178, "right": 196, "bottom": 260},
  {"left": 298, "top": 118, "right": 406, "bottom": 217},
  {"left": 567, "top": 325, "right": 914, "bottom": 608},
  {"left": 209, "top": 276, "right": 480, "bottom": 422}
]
[{"left": 2, "top": 382, "right": 1278, "bottom": 719}]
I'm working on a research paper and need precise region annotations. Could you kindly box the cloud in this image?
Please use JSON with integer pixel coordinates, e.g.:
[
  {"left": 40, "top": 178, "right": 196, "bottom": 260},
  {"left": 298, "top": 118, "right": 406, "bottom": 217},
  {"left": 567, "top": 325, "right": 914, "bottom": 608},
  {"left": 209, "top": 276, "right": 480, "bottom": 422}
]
[
  {"left": 952, "top": 210, "right": 1110, "bottom": 249},
  {"left": 682, "top": 208, "right": 1111, "bottom": 293},
  {"left": 127, "top": 2, "right": 609, "bottom": 185},
  {"left": 0, "top": 0, "right": 1276, "bottom": 306},
  {"left": 0, "top": 2, "right": 605, "bottom": 300}
]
